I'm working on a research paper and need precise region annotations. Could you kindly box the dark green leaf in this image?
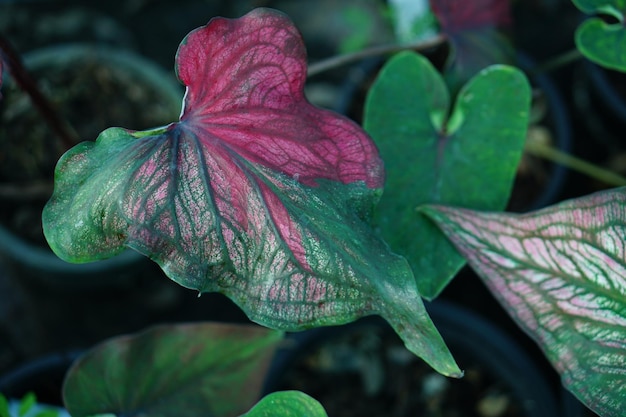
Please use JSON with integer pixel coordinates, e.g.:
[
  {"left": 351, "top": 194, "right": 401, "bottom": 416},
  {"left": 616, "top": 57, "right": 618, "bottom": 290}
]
[
  {"left": 0, "top": 394, "right": 9, "bottom": 417},
  {"left": 573, "top": 0, "right": 626, "bottom": 71},
  {"left": 241, "top": 391, "right": 328, "bottom": 417},
  {"left": 18, "top": 394, "right": 35, "bottom": 417},
  {"left": 63, "top": 323, "right": 283, "bottom": 417},
  {"left": 364, "top": 51, "right": 529, "bottom": 299}
]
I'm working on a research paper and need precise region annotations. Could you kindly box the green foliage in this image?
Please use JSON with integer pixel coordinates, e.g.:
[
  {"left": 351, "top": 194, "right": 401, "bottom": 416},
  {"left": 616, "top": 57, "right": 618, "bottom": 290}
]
[
  {"left": 22, "top": 3, "right": 626, "bottom": 416},
  {"left": 423, "top": 187, "right": 626, "bottom": 417},
  {"left": 0, "top": 394, "right": 8, "bottom": 417},
  {"left": 0, "top": 393, "right": 64, "bottom": 417},
  {"left": 63, "top": 323, "right": 284, "bottom": 417},
  {"left": 62, "top": 323, "right": 330, "bottom": 417},
  {"left": 364, "top": 51, "right": 530, "bottom": 299},
  {"left": 17, "top": 395, "right": 34, "bottom": 417},
  {"left": 241, "top": 391, "right": 328, "bottom": 417},
  {"left": 338, "top": 6, "right": 379, "bottom": 53},
  {"left": 573, "top": 0, "right": 626, "bottom": 71}
]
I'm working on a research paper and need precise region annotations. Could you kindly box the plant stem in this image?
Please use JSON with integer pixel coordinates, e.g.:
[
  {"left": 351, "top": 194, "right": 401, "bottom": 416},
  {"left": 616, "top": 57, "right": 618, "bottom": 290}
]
[
  {"left": 0, "top": 181, "right": 52, "bottom": 201},
  {"left": 530, "top": 48, "right": 583, "bottom": 75},
  {"left": 307, "top": 34, "right": 448, "bottom": 77},
  {"left": 0, "top": 33, "right": 78, "bottom": 151},
  {"left": 525, "top": 139, "right": 626, "bottom": 186}
]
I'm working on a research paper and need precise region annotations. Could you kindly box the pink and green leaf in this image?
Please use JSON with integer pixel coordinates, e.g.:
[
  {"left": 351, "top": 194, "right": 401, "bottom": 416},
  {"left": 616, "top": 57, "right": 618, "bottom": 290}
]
[
  {"left": 421, "top": 188, "right": 626, "bottom": 417},
  {"left": 63, "top": 323, "right": 283, "bottom": 417},
  {"left": 363, "top": 51, "right": 529, "bottom": 300},
  {"left": 572, "top": 0, "right": 626, "bottom": 71},
  {"left": 42, "top": 8, "right": 460, "bottom": 377}
]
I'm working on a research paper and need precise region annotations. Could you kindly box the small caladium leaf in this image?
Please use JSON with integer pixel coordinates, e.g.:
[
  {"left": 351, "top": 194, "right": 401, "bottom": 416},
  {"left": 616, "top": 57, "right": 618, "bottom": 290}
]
[
  {"left": 572, "top": 0, "right": 626, "bottom": 71},
  {"left": 430, "top": 0, "right": 515, "bottom": 91},
  {"left": 242, "top": 391, "right": 328, "bottom": 417},
  {"left": 42, "top": 9, "right": 460, "bottom": 376},
  {"left": 364, "top": 51, "right": 529, "bottom": 300},
  {"left": 63, "top": 323, "right": 283, "bottom": 417},
  {"left": 421, "top": 188, "right": 626, "bottom": 417}
]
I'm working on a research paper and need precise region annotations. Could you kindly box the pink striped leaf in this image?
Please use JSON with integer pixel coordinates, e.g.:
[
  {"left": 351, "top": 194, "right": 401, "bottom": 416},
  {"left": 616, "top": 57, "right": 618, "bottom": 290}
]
[
  {"left": 41, "top": 8, "right": 460, "bottom": 377},
  {"left": 421, "top": 188, "right": 626, "bottom": 417}
]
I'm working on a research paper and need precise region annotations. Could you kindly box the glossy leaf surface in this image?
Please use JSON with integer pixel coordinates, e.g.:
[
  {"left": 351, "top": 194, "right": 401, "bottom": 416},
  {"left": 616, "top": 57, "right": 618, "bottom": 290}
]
[
  {"left": 364, "top": 51, "right": 529, "bottom": 300},
  {"left": 422, "top": 188, "right": 626, "bottom": 417},
  {"left": 430, "top": 0, "right": 514, "bottom": 91},
  {"left": 63, "top": 323, "right": 283, "bottom": 417},
  {"left": 242, "top": 391, "right": 328, "bottom": 417},
  {"left": 573, "top": 0, "right": 626, "bottom": 71},
  {"left": 42, "top": 8, "right": 460, "bottom": 376}
]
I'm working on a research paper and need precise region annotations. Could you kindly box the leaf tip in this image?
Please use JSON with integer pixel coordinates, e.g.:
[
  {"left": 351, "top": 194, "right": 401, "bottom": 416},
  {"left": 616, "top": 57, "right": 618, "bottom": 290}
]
[{"left": 417, "top": 204, "right": 447, "bottom": 223}]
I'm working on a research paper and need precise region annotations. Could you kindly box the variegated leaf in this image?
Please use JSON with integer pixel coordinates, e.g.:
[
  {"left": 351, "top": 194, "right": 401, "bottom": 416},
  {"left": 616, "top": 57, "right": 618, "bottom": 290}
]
[{"left": 422, "top": 188, "right": 626, "bottom": 416}]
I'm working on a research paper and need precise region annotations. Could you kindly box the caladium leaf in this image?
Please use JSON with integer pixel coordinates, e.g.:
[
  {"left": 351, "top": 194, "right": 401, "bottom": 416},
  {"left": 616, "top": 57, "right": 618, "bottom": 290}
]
[
  {"left": 63, "top": 323, "right": 283, "bottom": 417},
  {"left": 430, "top": 0, "right": 515, "bottom": 91},
  {"left": 242, "top": 391, "right": 328, "bottom": 417},
  {"left": 363, "top": 51, "right": 529, "bottom": 300},
  {"left": 42, "top": 8, "right": 460, "bottom": 376},
  {"left": 421, "top": 188, "right": 626, "bottom": 417},
  {"left": 572, "top": 0, "right": 626, "bottom": 71}
]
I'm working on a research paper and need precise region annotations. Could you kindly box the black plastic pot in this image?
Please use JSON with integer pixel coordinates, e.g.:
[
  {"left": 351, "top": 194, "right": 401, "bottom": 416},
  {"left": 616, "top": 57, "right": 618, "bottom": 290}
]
[
  {"left": 0, "top": 351, "right": 79, "bottom": 406},
  {"left": 514, "top": 52, "right": 572, "bottom": 211},
  {"left": 573, "top": 58, "right": 626, "bottom": 153},
  {"left": 0, "top": 44, "right": 183, "bottom": 290},
  {"left": 264, "top": 300, "right": 570, "bottom": 417}
]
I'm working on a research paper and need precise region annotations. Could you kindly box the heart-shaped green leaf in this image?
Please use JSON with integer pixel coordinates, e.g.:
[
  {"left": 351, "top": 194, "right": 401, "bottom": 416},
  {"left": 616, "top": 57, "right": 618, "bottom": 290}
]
[
  {"left": 242, "top": 391, "right": 328, "bottom": 417},
  {"left": 63, "top": 323, "right": 283, "bottom": 417},
  {"left": 363, "top": 51, "right": 529, "bottom": 300},
  {"left": 573, "top": 0, "right": 626, "bottom": 71},
  {"left": 422, "top": 188, "right": 626, "bottom": 417},
  {"left": 43, "top": 9, "right": 460, "bottom": 377}
]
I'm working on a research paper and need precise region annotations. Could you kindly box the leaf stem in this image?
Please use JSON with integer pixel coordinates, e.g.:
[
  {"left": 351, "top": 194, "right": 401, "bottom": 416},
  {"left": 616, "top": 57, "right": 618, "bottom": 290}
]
[
  {"left": 307, "top": 34, "right": 448, "bottom": 77},
  {"left": 525, "top": 139, "right": 626, "bottom": 186},
  {"left": 0, "top": 33, "right": 78, "bottom": 151},
  {"left": 530, "top": 48, "right": 583, "bottom": 75}
]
